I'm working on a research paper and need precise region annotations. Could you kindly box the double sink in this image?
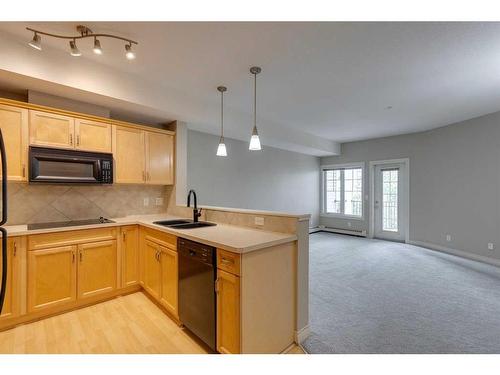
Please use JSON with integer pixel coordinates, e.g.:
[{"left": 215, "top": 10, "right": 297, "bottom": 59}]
[{"left": 153, "top": 219, "right": 217, "bottom": 229}]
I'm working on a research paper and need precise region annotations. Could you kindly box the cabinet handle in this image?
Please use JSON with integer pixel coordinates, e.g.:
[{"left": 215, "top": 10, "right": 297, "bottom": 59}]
[
  {"left": 142, "top": 171, "right": 146, "bottom": 182},
  {"left": 76, "top": 135, "right": 80, "bottom": 146},
  {"left": 22, "top": 164, "right": 26, "bottom": 178},
  {"left": 72, "top": 251, "right": 75, "bottom": 263},
  {"left": 70, "top": 134, "right": 73, "bottom": 145},
  {"left": 147, "top": 172, "right": 151, "bottom": 181},
  {"left": 79, "top": 251, "right": 83, "bottom": 262},
  {"left": 122, "top": 232, "right": 126, "bottom": 242},
  {"left": 13, "top": 241, "right": 17, "bottom": 257}
]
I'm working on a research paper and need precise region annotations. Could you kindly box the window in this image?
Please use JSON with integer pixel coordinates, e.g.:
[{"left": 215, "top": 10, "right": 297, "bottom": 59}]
[
  {"left": 382, "top": 169, "right": 398, "bottom": 231},
  {"left": 323, "top": 165, "right": 363, "bottom": 217}
]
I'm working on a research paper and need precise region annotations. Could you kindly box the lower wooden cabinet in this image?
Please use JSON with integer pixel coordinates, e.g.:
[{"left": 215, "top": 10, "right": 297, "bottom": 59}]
[
  {"left": 0, "top": 237, "right": 21, "bottom": 320},
  {"left": 160, "top": 246, "right": 178, "bottom": 316},
  {"left": 141, "top": 229, "right": 178, "bottom": 318},
  {"left": 77, "top": 240, "right": 117, "bottom": 300},
  {"left": 216, "top": 269, "right": 241, "bottom": 354},
  {"left": 142, "top": 239, "right": 162, "bottom": 300},
  {"left": 121, "top": 226, "right": 139, "bottom": 287},
  {"left": 28, "top": 245, "right": 77, "bottom": 313}
]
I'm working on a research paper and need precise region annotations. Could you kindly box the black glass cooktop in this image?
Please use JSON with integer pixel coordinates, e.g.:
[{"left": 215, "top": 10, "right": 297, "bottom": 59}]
[{"left": 27, "top": 217, "right": 115, "bottom": 230}]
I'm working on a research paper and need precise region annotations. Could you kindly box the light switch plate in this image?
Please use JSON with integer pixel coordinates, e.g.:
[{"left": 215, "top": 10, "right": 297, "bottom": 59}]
[
  {"left": 446, "top": 234, "right": 451, "bottom": 242},
  {"left": 488, "top": 243, "right": 494, "bottom": 250},
  {"left": 155, "top": 198, "right": 164, "bottom": 206},
  {"left": 254, "top": 217, "right": 265, "bottom": 226}
]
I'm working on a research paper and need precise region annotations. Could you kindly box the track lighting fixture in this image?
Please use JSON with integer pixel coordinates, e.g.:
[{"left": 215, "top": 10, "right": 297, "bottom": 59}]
[
  {"left": 28, "top": 33, "right": 41, "bottom": 50},
  {"left": 216, "top": 86, "right": 228, "bottom": 157},
  {"left": 125, "top": 43, "right": 136, "bottom": 60},
  {"left": 69, "top": 40, "right": 81, "bottom": 57},
  {"left": 93, "top": 38, "right": 102, "bottom": 55},
  {"left": 27, "top": 25, "right": 138, "bottom": 60},
  {"left": 249, "top": 66, "right": 262, "bottom": 151}
]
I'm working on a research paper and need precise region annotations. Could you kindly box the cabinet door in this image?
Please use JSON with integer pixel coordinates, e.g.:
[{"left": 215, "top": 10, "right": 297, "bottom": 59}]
[
  {"left": 146, "top": 132, "right": 174, "bottom": 185},
  {"left": 216, "top": 269, "right": 241, "bottom": 354},
  {"left": 142, "top": 240, "right": 161, "bottom": 299},
  {"left": 28, "top": 245, "right": 77, "bottom": 313},
  {"left": 75, "top": 118, "right": 112, "bottom": 153},
  {"left": 0, "top": 238, "right": 20, "bottom": 320},
  {"left": 112, "top": 126, "right": 145, "bottom": 184},
  {"left": 29, "top": 110, "right": 75, "bottom": 149},
  {"left": 77, "top": 240, "right": 117, "bottom": 300},
  {"left": 160, "top": 246, "right": 178, "bottom": 317},
  {"left": 121, "top": 226, "right": 139, "bottom": 287},
  {"left": 0, "top": 104, "right": 28, "bottom": 181}
]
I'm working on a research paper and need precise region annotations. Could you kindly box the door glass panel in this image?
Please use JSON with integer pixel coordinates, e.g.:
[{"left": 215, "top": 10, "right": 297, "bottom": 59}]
[{"left": 382, "top": 169, "right": 398, "bottom": 232}]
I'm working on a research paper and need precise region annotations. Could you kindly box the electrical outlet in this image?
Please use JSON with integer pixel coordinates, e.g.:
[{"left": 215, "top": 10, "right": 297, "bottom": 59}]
[
  {"left": 254, "top": 217, "right": 265, "bottom": 226},
  {"left": 155, "top": 198, "right": 164, "bottom": 206},
  {"left": 143, "top": 198, "right": 149, "bottom": 207},
  {"left": 446, "top": 234, "right": 451, "bottom": 242},
  {"left": 488, "top": 243, "right": 495, "bottom": 250}
]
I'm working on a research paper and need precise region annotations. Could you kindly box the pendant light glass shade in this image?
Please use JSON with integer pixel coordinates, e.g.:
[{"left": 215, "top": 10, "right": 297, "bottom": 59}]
[
  {"left": 93, "top": 38, "right": 103, "bottom": 55},
  {"left": 249, "top": 66, "right": 262, "bottom": 151},
  {"left": 69, "top": 40, "right": 81, "bottom": 56},
  {"left": 216, "top": 138, "right": 228, "bottom": 156},
  {"left": 249, "top": 126, "right": 262, "bottom": 150},
  {"left": 216, "top": 86, "right": 228, "bottom": 157}
]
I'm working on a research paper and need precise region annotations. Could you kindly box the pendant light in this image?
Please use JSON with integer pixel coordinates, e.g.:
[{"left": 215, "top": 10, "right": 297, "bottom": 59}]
[
  {"left": 216, "top": 86, "right": 228, "bottom": 157},
  {"left": 249, "top": 66, "right": 262, "bottom": 151}
]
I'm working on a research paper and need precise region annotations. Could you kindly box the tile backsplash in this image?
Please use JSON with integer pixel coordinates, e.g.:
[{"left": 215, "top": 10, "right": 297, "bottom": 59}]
[{"left": 4, "top": 183, "right": 168, "bottom": 225}]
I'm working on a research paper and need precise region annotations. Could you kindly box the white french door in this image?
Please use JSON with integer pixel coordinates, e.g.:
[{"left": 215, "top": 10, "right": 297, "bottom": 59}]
[{"left": 373, "top": 162, "right": 407, "bottom": 242}]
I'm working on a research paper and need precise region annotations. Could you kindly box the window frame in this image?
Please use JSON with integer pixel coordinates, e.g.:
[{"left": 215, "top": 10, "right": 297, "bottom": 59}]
[{"left": 320, "top": 162, "right": 365, "bottom": 220}]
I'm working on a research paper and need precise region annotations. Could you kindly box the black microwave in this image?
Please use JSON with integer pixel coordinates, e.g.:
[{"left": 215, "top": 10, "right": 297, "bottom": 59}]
[{"left": 29, "top": 146, "right": 113, "bottom": 184}]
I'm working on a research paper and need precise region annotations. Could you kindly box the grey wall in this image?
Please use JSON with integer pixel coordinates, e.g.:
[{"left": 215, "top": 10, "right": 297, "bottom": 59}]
[
  {"left": 321, "top": 111, "right": 500, "bottom": 261},
  {"left": 187, "top": 130, "right": 321, "bottom": 227}
]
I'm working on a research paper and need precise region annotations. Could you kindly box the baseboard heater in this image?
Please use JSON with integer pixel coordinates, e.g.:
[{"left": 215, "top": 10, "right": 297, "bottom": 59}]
[{"left": 316, "top": 225, "right": 367, "bottom": 237}]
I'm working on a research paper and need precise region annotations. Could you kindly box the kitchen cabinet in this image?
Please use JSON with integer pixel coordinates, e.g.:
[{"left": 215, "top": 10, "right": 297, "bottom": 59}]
[
  {"left": 0, "top": 104, "right": 28, "bottom": 181},
  {"left": 112, "top": 126, "right": 146, "bottom": 184},
  {"left": 160, "top": 246, "right": 178, "bottom": 316},
  {"left": 216, "top": 268, "right": 240, "bottom": 354},
  {"left": 142, "top": 239, "right": 162, "bottom": 300},
  {"left": 29, "top": 110, "right": 75, "bottom": 149},
  {"left": 113, "top": 126, "right": 174, "bottom": 185},
  {"left": 121, "top": 225, "right": 139, "bottom": 287},
  {"left": 28, "top": 245, "right": 77, "bottom": 313},
  {"left": 0, "top": 237, "right": 21, "bottom": 320},
  {"left": 146, "top": 132, "right": 174, "bottom": 185},
  {"left": 77, "top": 240, "right": 117, "bottom": 300},
  {"left": 75, "top": 118, "right": 112, "bottom": 153}
]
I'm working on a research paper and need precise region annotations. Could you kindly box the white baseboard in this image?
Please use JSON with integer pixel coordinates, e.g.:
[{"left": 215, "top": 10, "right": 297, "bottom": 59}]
[
  {"left": 408, "top": 240, "right": 500, "bottom": 268},
  {"left": 317, "top": 226, "right": 367, "bottom": 237},
  {"left": 294, "top": 324, "right": 311, "bottom": 344},
  {"left": 309, "top": 227, "right": 321, "bottom": 234}
]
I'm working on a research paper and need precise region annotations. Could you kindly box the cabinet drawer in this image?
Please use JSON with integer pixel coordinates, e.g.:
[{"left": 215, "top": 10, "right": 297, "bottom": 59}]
[
  {"left": 217, "top": 249, "right": 241, "bottom": 276},
  {"left": 28, "top": 227, "right": 117, "bottom": 251},
  {"left": 142, "top": 227, "right": 177, "bottom": 250}
]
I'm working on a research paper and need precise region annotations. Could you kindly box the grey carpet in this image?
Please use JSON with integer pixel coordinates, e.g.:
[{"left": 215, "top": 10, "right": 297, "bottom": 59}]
[{"left": 302, "top": 232, "right": 500, "bottom": 354}]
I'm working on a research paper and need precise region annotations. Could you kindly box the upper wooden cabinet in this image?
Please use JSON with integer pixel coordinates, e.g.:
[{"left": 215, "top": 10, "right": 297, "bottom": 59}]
[
  {"left": 0, "top": 104, "right": 28, "bottom": 181},
  {"left": 146, "top": 132, "right": 174, "bottom": 185},
  {"left": 113, "top": 126, "right": 174, "bottom": 185},
  {"left": 29, "top": 110, "right": 75, "bottom": 149},
  {"left": 75, "top": 119, "right": 112, "bottom": 153},
  {"left": 113, "top": 126, "right": 146, "bottom": 184}
]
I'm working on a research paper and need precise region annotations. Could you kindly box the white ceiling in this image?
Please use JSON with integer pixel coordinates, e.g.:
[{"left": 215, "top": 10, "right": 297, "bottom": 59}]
[{"left": 1, "top": 22, "right": 500, "bottom": 154}]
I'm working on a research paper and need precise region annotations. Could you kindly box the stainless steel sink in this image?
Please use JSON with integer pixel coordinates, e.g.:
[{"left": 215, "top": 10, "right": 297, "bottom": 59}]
[
  {"left": 153, "top": 219, "right": 192, "bottom": 226},
  {"left": 153, "top": 220, "right": 217, "bottom": 229}
]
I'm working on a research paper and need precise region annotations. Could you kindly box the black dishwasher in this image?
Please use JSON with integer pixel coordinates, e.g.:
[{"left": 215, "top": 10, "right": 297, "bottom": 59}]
[{"left": 178, "top": 238, "right": 216, "bottom": 350}]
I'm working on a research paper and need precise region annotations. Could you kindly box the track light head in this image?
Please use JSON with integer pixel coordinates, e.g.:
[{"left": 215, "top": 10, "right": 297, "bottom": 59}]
[
  {"left": 125, "top": 44, "right": 136, "bottom": 60},
  {"left": 69, "top": 40, "right": 81, "bottom": 57},
  {"left": 93, "top": 38, "right": 102, "bottom": 55},
  {"left": 28, "top": 33, "right": 42, "bottom": 50}
]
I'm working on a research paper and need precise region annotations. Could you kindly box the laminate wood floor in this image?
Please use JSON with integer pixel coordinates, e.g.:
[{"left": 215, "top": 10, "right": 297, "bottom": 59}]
[{"left": 0, "top": 292, "right": 305, "bottom": 354}]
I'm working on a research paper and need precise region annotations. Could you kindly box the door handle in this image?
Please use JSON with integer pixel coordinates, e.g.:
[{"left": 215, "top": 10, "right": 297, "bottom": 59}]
[{"left": 79, "top": 251, "right": 83, "bottom": 262}]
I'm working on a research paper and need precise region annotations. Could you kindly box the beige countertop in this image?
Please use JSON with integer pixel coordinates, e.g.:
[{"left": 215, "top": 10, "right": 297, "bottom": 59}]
[{"left": 3, "top": 214, "right": 297, "bottom": 254}]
